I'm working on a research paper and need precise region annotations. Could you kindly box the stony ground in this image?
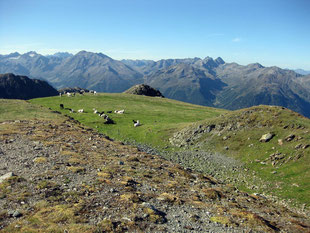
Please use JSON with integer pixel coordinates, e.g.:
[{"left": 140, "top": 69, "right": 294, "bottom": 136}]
[{"left": 1, "top": 118, "right": 310, "bottom": 232}]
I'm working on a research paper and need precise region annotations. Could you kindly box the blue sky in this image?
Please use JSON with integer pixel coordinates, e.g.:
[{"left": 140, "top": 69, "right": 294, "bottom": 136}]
[{"left": 0, "top": 0, "right": 309, "bottom": 69}]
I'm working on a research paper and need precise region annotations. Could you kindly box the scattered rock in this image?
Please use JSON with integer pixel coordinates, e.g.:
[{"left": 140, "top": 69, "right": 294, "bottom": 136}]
[
  {"left": 12, "top": 211, "right": 22, "bottom": 218},
  {"left": 259, "top": 133, "right": 274, "bottom": 142},
  {"left": 285, "top": 134, "right": 295, "bottom": 142},
  {"left": 0, "top": 172, "right": 15, "bottom": 184}
]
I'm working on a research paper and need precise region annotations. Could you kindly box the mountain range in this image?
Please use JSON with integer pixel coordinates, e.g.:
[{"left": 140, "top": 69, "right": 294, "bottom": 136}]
[{"left": 1, "top": 51, "right": 310, "bottom": 117}]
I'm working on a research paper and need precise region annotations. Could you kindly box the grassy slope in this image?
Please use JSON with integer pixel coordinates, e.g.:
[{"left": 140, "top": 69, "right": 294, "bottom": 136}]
[
  {"left": 178, "top": 106, "right": 310, "bottom": 206},
  {"left": 2, "top": 100, "right": 309, "bottom": 232},
  {"left": 0, "top": 99, "right": 63, "bottom": 122},
  {"left": 30, "top": 93, "right": 227, "bottom": 148},
  {"left": 29, "top": 95, "right": 310, "bottom": 207}
]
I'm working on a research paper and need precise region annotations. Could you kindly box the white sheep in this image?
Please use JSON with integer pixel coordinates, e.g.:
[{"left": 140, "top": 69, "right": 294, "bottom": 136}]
[
  {"left": 67, "top": 92, "right": 75, "bottom": 97},
  {"left": 94, "top": 91, "right": 97, "bottom": 95},
  {"left": 93, "top": 108, "right": 98, "bottom": 114},
  {"left": 114, "top": 109, "right": 125, "bottom": 114},
  {"left": 133, "top": 120, "right": 141, "bottom": 127},
  {"left": 78, "top": 109, "right": 84, "bottom": 113},
  {"left": 100, "top": 113, "right": 107, "bottom": 118}
]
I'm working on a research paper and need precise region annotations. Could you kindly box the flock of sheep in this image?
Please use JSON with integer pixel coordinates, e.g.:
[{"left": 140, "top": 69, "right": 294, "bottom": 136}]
[
  {"left": 59, "top": 90, "right": 97, "bottom": 97},
  {"left": 59, "top": 91, "right": 141, "bottom": 127}
]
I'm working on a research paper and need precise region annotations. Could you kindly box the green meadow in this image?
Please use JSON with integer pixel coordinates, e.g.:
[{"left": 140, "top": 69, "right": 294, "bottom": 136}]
[{"left": 30, "top": 93, "right": 227, "bottom": 148}]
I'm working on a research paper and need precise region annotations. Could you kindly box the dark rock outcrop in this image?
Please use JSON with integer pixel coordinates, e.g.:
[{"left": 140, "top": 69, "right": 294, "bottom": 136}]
[
  {"left": 0, "top": 73, "right": 58, "bottom": 99},
  {"left": 124, "top": 84, "right": 164, "bottom": 97}
]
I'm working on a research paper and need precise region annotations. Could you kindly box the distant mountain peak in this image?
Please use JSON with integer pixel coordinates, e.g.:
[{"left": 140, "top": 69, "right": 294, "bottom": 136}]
[
  {"left": 24, "top": 51, "right": 38, "bottom": 57},
  {"left": 203, "top": 56, "right": 213, "bottom": 62},
  {"left": 215, "top": 57, "right": 225, "bottom": 65},
  {"left": 3, "top": 52, "right": 21, "bottom": 59},
  {"left": 8, "top": 52, "right": 21, "bottom": 57},
  {"left": 75, "top": 50, "right": 111, "bottom": 59},
  {"left": 248, "top": 63, "right": 264, "bottom": 69},
  {"left": 50, "top": 52, "right": 73, "bottom": 58}
]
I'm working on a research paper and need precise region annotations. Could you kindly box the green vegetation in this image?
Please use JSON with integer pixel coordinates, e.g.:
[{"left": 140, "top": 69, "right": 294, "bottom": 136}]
[
  {"left": 0, "top": 99, "right": 62, "bottom": 122},
  {"left": 2, "top": 95, "right": 310, "bottom": 208},
  {"left": 30, "top": 93, "right": 226, "bottom": 148},
  {"left": 174, "top": 106, "right": 310, "bottom": 206},
  {"left": 1, "top": 97, "right": 309, "bottom": 232},
  {"left": 29, "top": 94, "right": 310, "bottom": 207}
]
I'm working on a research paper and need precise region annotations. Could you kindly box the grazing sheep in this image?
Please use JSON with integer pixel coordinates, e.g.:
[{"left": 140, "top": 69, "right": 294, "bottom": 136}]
[
  {"left": 133, "top": 120, "right": 141, "bottom": 127},
  {"left": 100, "top": 113, "right": 107, "bottom": 118},
  {"left": 93, "top": 108, "right": 98, "bottom": 114},
  {"left": 66, "top": 92, "right": 76, "bottom": 97},
  {"left": 98, "top": 113, "right": 114, "bottom": 124},
  {"left": 78, "top": 109, "right": 84, "bottom": 113},
  {"left": 114, "top": 109, "right": 125, "bottom": 114},
  {"left": 98, "top": 111, "right": 105, "bottom": 116},
  {"left": 104, "top": 116, "right": 114, "bottom": 124},
  {"left": 94, "top": 91, "right": 97, "bottom": 95},
  {"left": 104, "top": 117, "right": 114, "bottom": 124},
  {"left": 60, "top": 104, "right": 64, "bottom": 109}
]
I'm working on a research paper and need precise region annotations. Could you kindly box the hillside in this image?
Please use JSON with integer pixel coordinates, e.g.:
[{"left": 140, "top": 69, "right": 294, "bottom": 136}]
[
  {"left": 30, "top": 94, "right": 310, "bottom": 209},
  {"left": 0, "top": 73, "right": 58, "bottom": 99},
  {"left": 169, "top": 105, "right": 310, "bottom": 205},
  {"left": 144, "top": 63, "right": 225, "bottom": 106},
  {"left": 214, "top": 64, "right": 310, "bottom": 116},
  {"left": 1, "top": 99, "right": 310, "bottom": 232}
]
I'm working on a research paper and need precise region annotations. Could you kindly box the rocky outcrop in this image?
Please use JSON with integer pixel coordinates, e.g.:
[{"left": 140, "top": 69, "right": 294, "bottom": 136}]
[
  {"left": 124, "top": 84, "right": 164, "bottom": 97},
  {"left": 259, "top": 133, "right": 275, "bottom": 142},
  {"left": 0, "top": 172, "right": 15, "bottom": 184},
  {"left": 0, "top": 73, "right": 58, "bottom": 99}
]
